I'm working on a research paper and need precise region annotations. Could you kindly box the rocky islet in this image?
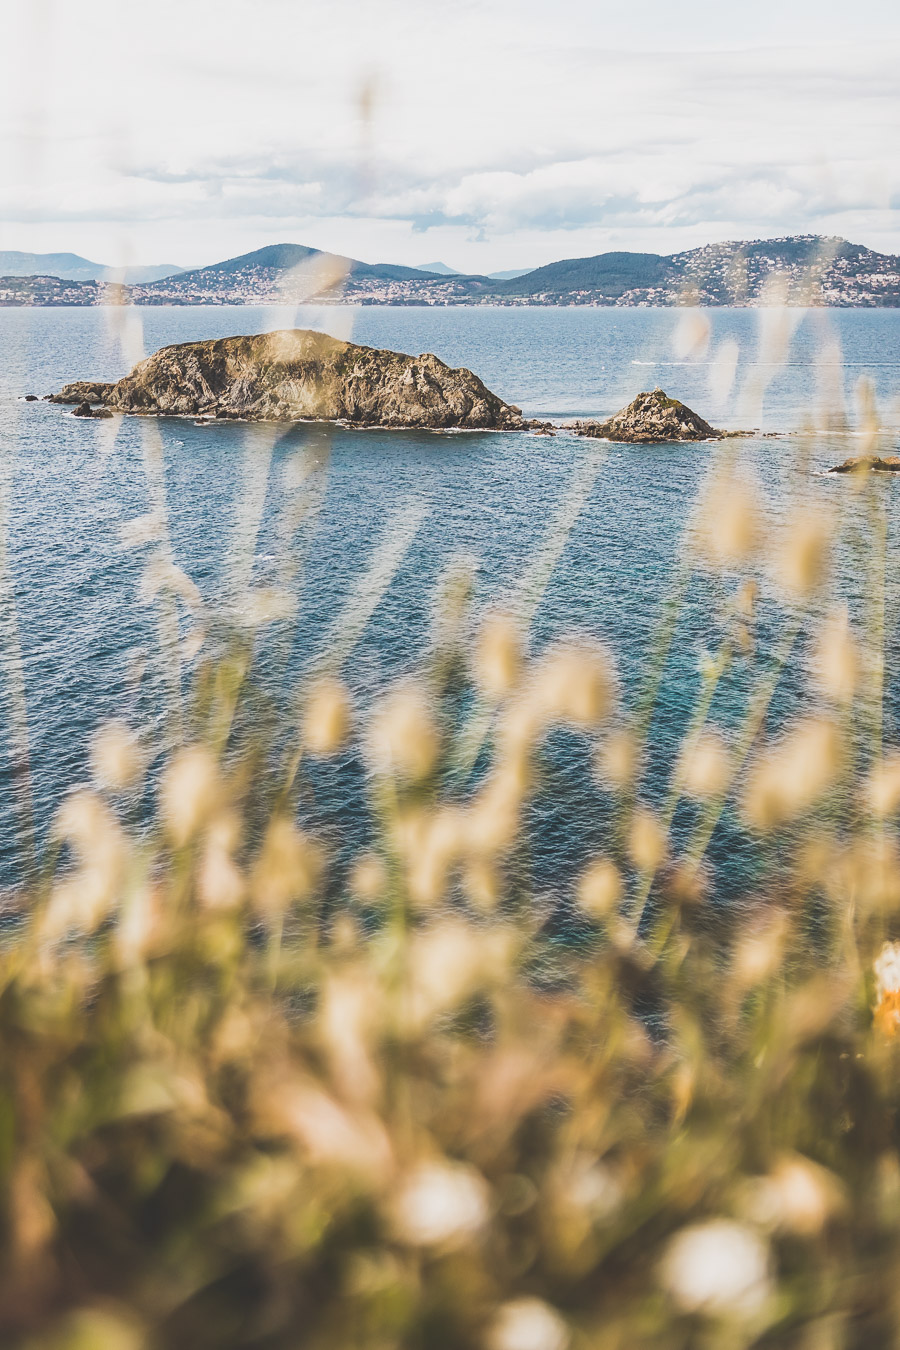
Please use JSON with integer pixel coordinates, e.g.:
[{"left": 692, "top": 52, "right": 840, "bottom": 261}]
[
  {"left": 570, "top": 388, "right": 745, "bottom": 443},
  {"left": 48, "top": 329, "right": 545, "bottom": 431},
  {"left": 47, "top": 332, "right": 776, "bottom": 445}
]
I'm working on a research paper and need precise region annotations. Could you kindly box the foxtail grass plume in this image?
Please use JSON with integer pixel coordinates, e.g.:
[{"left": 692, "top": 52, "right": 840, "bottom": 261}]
[
  {"left": 90, "top": 720, "right": 142, "bottom": 792},
  {"left": 465, "top": 766, "right": 526, "bottom": 859},
  {"left": 198, "top": 814, "right": 245, "bottom": 910},
  {"left": 462, "top": 856, "right": 500, "bottom": 911},
  {"left": 577, "top": 857, "right": 622, "bottom": 916},
  {"left": 596, "top": 728, "right": 638, "bottom": 789},
  {"left": 776, "top": 508, "right": 832, "bottom": 596},
  {"left": 474, "top": 611, "right": 523, "bottom": 700},
  {"left": 404, "top": 921, "right": 511, "bottom": 1031},
  {"left": 303, "top": 675, "right": 351, "bottom": 756},
  {"left": 628, "top": 806, "right": 666, "bottom": 872},
  {"left": 741, "top": 1154, "right": 842, "bottom": 1237},
  {"left": 731, "top": 911, "right": 789, "bottom": 989},
  {"left": 680, "top": 729, "right": 731, "bottom": 799},
  {"left": 251, "top": 816, "right": 322, "bottom": 912},
  {"left": 708, "top": 337, "right": 740, "bottom": 407},
  {"left": 368, "top": 682, "right": 439, "bottom": 782},
  {"left": 694, "top": 469, "right": 761, "bottom": 570},
  {"left": 531, "top": 640, "right": 614, "bottom": 730},
  {"left": 856, "top": 374, "right": 880, "bottom": 455},
  {"left": 673, "top": 309, "right": 711, "bottom": 361},
  {"left": 815, "top": 607, "right": 858, "bottom": 704},
  {"left": 45, "top": 791, "right": 127, "bottom": 936},
  {"left": 160, "top": 744, "right": 220, "bottom": 846},
  {"left": 867, "top": 754, "right": 900, "bottom": 817},
  {"left": 404, "top": 806, "right": 465, "bottom": 908},
  {"left": 348, "top": 851, "right": 388, "bottom": 903},
  {"left": 744, "top": 719, "right": 841, "bottom": 830}
]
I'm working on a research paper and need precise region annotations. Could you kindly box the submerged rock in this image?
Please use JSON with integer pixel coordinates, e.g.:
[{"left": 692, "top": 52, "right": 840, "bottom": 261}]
[
  {"left": 829, "top": 454, "right": 900, "bottom": 474},
  {"left": 52, "top": 329, "right": 542, "bottom": 431},
  {"left": 23, "top": 394, "right": 38, "bottom": 402},
  {"left": 572, "top": 388, "right": 744, "bottom": 444}
]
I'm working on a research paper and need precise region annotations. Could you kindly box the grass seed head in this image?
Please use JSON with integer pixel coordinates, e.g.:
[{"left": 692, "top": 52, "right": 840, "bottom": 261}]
[
  {"left": 628, "top": 807, "right": 666, "bottom": 873},
  {"left": 776, "top": 508, "right": 832, "bottom": 596},
  {"left": 45, "top": 792, "right": 128, "bottom": 935},
  {"left": 303, "top": 675, "right": 351, "bottom": 756},
  {"left": 867, "top": 754, "right": 900, "bottom": 817},
  {"left": 577, "top": 857, "right": 623, "bottom": 917},
  {"left": 463, "top": 857, "right": 501, "bottom": 911},
  {"left": 673, "top": 309, "right": 711, "bottom": 361},
  {"left": 368, "top": 682, "right": 439, "bottom": 782},
  {"left": 349, "top": 851, "right": 388, "bottom": 903},
  {"left": 532, "top": 641, "right": 614, "bottom": 730},
  {"left": 198, "top": 813, "right": 245, "bottom": 910},
  {"left": 681, "top": 730, "right": 731, "bottom": 799},
  {"left": 474, "top": 611, "right": 523, "bottom": 700},
  {"left": 251, "top": 816, "right": 322, "bottom": 912},
  {"left": 696, "top": 470, "right": 761, "bottom": 570},
  {"left": 815, "top": 608, "right": 858, "bottom": 705},
  {"left": 744, "top": 719, "right": 841, "bottom": 830},
  {"left": 741, "top": 1155, "right": 842, "bottom": 1237},
  {"left": 596, "top": 728, "right": 639, "bottom": 790},
  {"left": 90, "top": 720, "right": 142, "bottom": 792},
  {"left": 160, "top": 745, "right": 220, "bottom": 847}
]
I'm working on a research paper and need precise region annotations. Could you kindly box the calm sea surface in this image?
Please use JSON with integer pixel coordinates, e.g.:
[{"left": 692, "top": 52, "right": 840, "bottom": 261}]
[{"left": 1, "top": 304, "right": 900, "bottom": 912}]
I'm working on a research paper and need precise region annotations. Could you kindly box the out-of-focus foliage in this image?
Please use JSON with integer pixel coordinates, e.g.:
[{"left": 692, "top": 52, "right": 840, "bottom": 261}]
[{"left": 3, "top": 301, "right": 900, "bottom": 1349}]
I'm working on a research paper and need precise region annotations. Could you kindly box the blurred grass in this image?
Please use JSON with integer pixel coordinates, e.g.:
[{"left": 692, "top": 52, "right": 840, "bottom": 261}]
[{"left": 3, "top": 277, "right": 900, "bottom": 1350}]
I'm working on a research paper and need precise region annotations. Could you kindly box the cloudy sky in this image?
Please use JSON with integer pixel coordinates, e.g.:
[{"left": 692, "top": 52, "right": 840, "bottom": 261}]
[{"left": 2, "top": 0, "right": 898, "bottom": 271}]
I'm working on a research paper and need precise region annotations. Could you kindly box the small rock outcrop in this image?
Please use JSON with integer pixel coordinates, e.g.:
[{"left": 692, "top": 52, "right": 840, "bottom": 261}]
[
  {"left": 51, "top": 330, "right": 540, "bottom": 431},
  {"left": 47, "top": 381, "right": 114, "bottom": 406},
  {"left": 72, "top": 401, "right": 114, "bottom": 419},
  {"left": 829, "top": 455, "right": 900, "bottom": 474},
  {"left": 572, "top": 388, "right": 740, "bottom": 443}
]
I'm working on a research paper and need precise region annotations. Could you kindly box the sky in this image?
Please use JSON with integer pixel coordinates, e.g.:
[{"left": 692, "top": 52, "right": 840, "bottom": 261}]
[{"left": 1, "top": 0, "right": 898, "bottom": 272}]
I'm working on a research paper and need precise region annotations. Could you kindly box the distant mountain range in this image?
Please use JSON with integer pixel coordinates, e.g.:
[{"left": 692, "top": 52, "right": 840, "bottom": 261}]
[
  {"left": 415, "top": 261, "right": 459, "bottom": 275},
  {"left": 1, "top": 236, "right": 899, "bottom": 307},
  {"left": 416, "top": 261, "right": 533, "bottom": 280},
  {"left": 0, "top": 251, "right": 185, "bottom": 284}
]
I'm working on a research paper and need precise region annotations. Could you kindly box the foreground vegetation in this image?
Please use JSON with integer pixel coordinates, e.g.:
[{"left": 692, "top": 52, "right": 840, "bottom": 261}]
[{"left": 2, "top": 304, "right": 900, "bottom": 1350}]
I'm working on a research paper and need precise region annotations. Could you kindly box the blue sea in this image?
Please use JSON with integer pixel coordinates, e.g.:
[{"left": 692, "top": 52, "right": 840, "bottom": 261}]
[{"left": 1, "top": 304, "right": 899, "bottom": 914}]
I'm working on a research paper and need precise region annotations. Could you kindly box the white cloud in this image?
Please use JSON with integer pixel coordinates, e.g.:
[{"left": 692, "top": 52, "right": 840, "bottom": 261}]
[{"left": 0, "top": 0, "right": 898, "bottom": 269}]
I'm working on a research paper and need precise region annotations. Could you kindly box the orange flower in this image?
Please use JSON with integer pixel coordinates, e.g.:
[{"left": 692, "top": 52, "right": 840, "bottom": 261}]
[{"left": 874, "top": 989, "right": 900, "bottom": 1037}]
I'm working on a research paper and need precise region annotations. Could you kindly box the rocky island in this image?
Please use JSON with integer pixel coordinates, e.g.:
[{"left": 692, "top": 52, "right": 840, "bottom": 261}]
[
  {"left": 49, "top": 329, "right": 540, "bottom": 431},
  {"left": 571, "top": 388, "right": 745, "bottom": 443}
]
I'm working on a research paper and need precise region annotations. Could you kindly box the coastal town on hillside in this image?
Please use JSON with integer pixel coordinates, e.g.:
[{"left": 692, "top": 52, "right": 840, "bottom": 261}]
[{"left": 2, "top": 236, "right": 900, "bottom": 308}]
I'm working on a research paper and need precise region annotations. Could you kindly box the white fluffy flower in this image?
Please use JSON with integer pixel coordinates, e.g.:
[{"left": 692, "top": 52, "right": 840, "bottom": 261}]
[
  {"left": 487, "top": 1299, "right": 570, "bottom": 1350},
  {"left": 391, "top": 1161, "right": 488, "bottom": 1247},
  {"left": 659, "top": 1219, "right": 772, "bottom": 1318}
]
